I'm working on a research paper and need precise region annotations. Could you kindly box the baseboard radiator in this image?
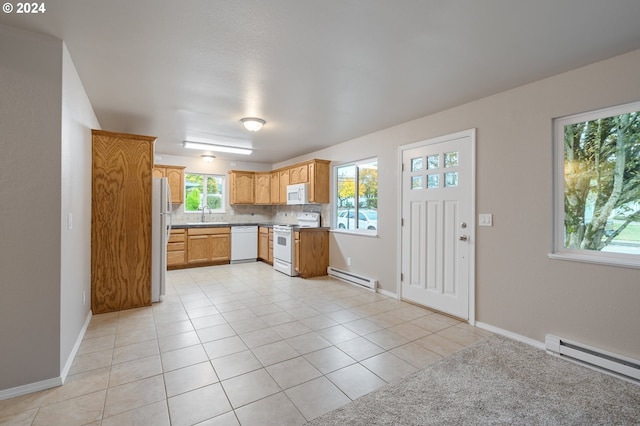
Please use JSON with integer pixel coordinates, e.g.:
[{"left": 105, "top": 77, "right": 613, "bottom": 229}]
[
  {"left": 545, "top": 334, "right": 640, "bottom": 383},
  {"left": 327, "top": 267, "right": 377, "bottom": 291}
]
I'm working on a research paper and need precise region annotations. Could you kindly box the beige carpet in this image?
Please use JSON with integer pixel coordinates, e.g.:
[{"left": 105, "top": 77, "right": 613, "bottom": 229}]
[{"left": 308, "top": 334, "right": 640, "bottom": 425}]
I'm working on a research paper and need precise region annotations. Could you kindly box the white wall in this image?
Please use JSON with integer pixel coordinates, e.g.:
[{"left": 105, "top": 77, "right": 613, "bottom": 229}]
[
  {"left": 279, "top": 49, "right": 640, "bottom": 359},
  {"left": 60, "top": 44, "right": 100, "bottom": 376},
  {"left": 0, "top": 25, "right": 63, "bottom": 391}
]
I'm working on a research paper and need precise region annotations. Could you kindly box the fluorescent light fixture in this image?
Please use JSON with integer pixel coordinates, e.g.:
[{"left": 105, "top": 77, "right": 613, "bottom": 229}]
[
  {"left": 183, "top": 141, "right": 252, "bottom": 155},
  {"left": 240, "top": 117, "right": 266, "bottom": 132}
]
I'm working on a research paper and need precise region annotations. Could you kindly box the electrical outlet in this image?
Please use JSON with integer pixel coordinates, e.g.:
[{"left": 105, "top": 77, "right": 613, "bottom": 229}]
[
  {"left": 82, "top": 291, "right": 86, "bottom": 305},
  {"left": 347, "top": 257, "right": 352, "bottom": 266},
  {"left": 67, "top": 213, "right": 73, "bottom": 230}
]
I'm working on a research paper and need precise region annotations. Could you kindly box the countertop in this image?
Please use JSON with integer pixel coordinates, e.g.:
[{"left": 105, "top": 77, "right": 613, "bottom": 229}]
[{"left": 172, "top": 222, "right": 329, "bottom": 231}]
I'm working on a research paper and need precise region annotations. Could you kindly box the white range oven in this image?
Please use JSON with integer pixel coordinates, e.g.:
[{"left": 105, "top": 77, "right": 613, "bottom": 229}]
[{"left": 273, "top": 212, "right": 320, "bottom": 276}]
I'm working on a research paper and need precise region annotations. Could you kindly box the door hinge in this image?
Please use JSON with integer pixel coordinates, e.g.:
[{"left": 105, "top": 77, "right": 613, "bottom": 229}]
[
  {"left": 402, "top": 163, "right": 405, "bottom": 172},
  {"left": 401, "top": 218, "right": 404, "bottom": 226},
  {"left": 400, "top": 273, "right": 404, "bottom": 282}
]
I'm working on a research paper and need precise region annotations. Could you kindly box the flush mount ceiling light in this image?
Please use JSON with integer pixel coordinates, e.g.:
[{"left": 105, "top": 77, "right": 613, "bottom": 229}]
[
  {"left": 240, "top": 117, "right": 266, "bottom": 132},
  {"left": 201, "top": 154, "right": 215, "bottom": 163},
  {"left": 183, "top": 141, "right": 252, "bottom": 155}
]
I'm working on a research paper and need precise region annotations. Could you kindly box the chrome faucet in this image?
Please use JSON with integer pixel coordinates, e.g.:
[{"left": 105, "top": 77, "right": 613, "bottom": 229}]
[{"left": 201, "top": 206, "right": 211, "bottom": 222}]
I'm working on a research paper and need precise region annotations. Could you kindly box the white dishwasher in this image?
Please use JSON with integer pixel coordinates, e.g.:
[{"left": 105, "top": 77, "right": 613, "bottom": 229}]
[{"left": 230, "top": 226, "right": 258, "bottom": 263}]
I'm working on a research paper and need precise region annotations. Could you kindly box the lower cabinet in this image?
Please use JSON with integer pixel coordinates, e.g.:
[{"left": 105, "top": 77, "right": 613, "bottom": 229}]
[
  {"left": 187, "top": 227, "right": 231, "bottom": 265},
  {"left": 294, "top": 229, "right": 329, "bottom": 278},
  {"left": 168, "top": 229, "right": 186, "bottom": 268},
  {"left": 258, "top": 226, "right": 274, "bottom": 264}
]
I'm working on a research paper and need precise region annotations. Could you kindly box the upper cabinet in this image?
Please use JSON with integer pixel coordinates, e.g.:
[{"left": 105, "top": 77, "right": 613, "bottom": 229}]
[
  {"left": 254, "top": 172, "right": 271, "bottom": 205},
  {"left": 228, "top": 159, "right": 330, "bottom": 205},
  {"left": 153, "top": 165, "right": 185, "bottom": 204},
  {"left": 228, "top": 170, "right": 255, "bottom": 204}
]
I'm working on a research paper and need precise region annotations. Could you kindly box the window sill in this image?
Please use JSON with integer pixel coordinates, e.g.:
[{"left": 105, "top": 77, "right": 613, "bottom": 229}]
[
  {"left": 331, "top": 229, "right": 379, "bottom": 238},
  {"left": 548, "top": 252, "right": 640, "bottom": 270}
]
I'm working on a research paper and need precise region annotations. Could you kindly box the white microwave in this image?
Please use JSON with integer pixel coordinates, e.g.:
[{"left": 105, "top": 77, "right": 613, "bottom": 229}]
[{"left": 286, "top": 183, "right": 309, "bottom": 205}]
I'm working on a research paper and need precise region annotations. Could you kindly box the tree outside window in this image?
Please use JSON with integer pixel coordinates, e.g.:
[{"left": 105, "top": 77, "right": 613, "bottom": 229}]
[
  {"left": 184, "top": 173, "right": 225, "bottom": 212},
  {"left": 335, "top": 159, "right": 378, "bottom": 232},
  {"left": 555, "top": 102, "right": 640, "bottom": 264}
]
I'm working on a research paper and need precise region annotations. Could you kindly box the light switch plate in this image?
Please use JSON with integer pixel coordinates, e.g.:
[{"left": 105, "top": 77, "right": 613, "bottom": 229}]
[{"left": 479, "top": 213, "right": 493, "bottom": 227}]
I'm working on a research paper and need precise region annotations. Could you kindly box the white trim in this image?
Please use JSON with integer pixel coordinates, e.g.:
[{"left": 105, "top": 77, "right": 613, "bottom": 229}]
[
  {"left": 377, "top": 287, "right": 397, "bottom": 299},
  {"left": 60, "top": 310, "right": 92, "bottom": 383},
  {"left": 0, "top": 376, "right": 62, "bottom": 401},
  {"left": 330, "top": 229, "right": 378, "bottom": 238},
  {"left": 552, "top": 100, "right": 640, "bottom": 266},
  {"left": 397, "top": 129, "right": 477, "bottom": 324},
  {"left": 475, "top": 321, "right": 546, "bottom": 351}
]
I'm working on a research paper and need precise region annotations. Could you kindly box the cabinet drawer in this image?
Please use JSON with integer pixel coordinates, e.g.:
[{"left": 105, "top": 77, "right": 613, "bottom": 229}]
[
  {"left": 167, "top": 250, "right": 185, "bottom": 266},
  {"left": 168, "top": 242, "right": 184, "bottom": 251},
  {"left": 259, "top": 227, "right": 269, "bottom": 235},
  {"left": 169, "top": 233, "right": 185, "bottom": 243},
  {"left": 187, "top": 227, "right": 230, "bottom": 236}
]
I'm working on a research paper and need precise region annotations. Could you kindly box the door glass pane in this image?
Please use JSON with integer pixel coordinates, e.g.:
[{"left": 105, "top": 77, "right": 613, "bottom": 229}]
[
  {"left": 444, "top": 152, "right": 458, "bottom": 167},
  {"left": 427, "top": 174, "right": 439, "bottom": 188},
  {"left": 411, "top": 158, "right": 423, "bottom": 172},
  {"left": 444, "top": 172, "right": 458, "bottom": 187},
  {"left": 427, "top": 155, "right": 439, "bottom": 169},
  {"left": 411, "top": 176, "right": 423, "bottom": 190}
]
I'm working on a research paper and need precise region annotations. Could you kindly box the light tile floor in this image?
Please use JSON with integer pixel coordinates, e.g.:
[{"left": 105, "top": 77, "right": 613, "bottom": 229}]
[{"left": 0, "top": 262, "right": 491, "bottom": 425}]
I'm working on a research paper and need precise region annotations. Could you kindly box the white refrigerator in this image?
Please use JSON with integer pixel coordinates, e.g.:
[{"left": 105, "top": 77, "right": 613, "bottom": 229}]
[{"left": 152, "top": 177, "right": 172, "bottom": 302}]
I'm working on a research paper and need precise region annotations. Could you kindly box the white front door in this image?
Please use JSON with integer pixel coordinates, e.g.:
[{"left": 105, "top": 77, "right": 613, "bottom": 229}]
[{"left": 400, "top": 130, "right": 475, "bottom": 320}]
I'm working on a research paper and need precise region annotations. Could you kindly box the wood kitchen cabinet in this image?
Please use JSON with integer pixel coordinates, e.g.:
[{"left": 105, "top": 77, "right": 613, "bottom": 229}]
[
  {"left": 278, "top": 169, "right": 290, "bottom": 205},
  {"left": 270, "top": 172, "right": 280, "bottom": 204},
  {"left": 167, "top": 229, "right": 186, "bottom": 269},
  {"left": 289, "top": 163, "right": 308, "bottom": 184},
  {"left": 187, "top": 227, "right": 231, "bottom": 264},
  {"left": 294, "top": 228, "right": 329, "bottom": 278},
  {"left": 254, "top": 172, "right": 271, "bottom": 204},
  {"left": 91, "top": 129, "right": 155, "bottom": 314},
  {"left": 153, "top": 164, "right": 185, "bottom": 204},
  {"left": 229, "top": 170, "right": 255, "bottom": 204},
  {"left": 258, "top": 226, "right": 270, "bottom": 262},
  {"left": 268, "top": 228, "right": 274, "bottom": 263}
]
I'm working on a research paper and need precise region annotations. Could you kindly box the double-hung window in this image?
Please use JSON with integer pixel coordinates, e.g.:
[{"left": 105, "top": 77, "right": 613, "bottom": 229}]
[
  {"left": 333, "top": 158, "right": 378, "bottom": 235},
  {"left": 552, "top": 101, "right": 640, "bottom": 268},
  {"left": 184, "top": 173, "right": 225, "bottom": 213}
]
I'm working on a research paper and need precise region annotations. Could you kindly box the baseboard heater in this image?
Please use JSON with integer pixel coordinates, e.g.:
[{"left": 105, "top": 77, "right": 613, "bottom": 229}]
[
  {"left": 327, "top": 267, "right": 377, "bottom": 291},
  {"left": 545, "top": 334, "right": 640, "bottom": 383}
]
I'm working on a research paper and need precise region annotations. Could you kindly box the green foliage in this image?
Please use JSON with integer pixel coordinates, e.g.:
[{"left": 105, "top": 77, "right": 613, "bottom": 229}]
[{"left": 185, "top": 188, "right": 201, "bottom": 211}]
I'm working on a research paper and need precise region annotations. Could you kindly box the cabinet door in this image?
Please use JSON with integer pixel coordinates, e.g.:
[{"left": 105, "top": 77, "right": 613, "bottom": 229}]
[
  {"left": 279, "top": 170, "right": 290, "bottom": 205},
  {"left": 254, "top": 173, "right": 271, "bottom": 204},
  {"left": 152, "top": 168, "right": 164, "bottom": 179},
  {"left": 290, "top": 164, "right": 309, "bottom": 184},
  {"left": 258, "top": 228, "right": 269, "bottom": 260},
  {"left": 270, "top": 172, "right": 280, "bottom": 204},
  {"left": 187, "top": 235, "right": 210, "bottom": 263},
  {"left": 210, "top": 234, "right": 230, "bottom": 262},
  {"left": 310, "top": 160, "right": 330, "bottom": 204},
  {"left": 165, "top": 167, "right": 184, "bottom": 204},
  {"left": 268, "top": 229, "right": 274, "bottom": 262},
  {"left": 294, "top": 237, "right": 300, "bottom": 273},
  {"left": 230, "top": 171, "right": 255, "bottom": 204}
]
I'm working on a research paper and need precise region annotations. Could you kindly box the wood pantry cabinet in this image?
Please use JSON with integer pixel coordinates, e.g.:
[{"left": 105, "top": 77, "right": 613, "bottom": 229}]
[
  {"left": 91, "top": 129, "right": 155, "bottom": 314},
  {"left": 153, "top": 165, "right": 185, "bottom": 204},
  {"left": 294, "top": 228, "right": 329, "bottom": 278},
  {"left": 258, "top": 226, "right": 274, "bottom": 264},
  {"left": 187, "top": 227, "right": 231, "bottom": 264},
  {"left": 167, "top": 229, "right": 186, "bottom": 269}
]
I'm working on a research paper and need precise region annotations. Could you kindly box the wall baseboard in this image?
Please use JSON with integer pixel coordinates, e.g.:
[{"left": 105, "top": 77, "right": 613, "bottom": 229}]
[
  {"left": 0, "top": 376, "right": 62, "bottom": 401},
  {"left": 377, "top": 288, "right": 397, "bottom": 299},
  {"left": 0, "top": 310, "right": 92, "bottom": 401},
  {"left": 475, "top": 321, "right": 546, "bottom": 351},
  {"left": 60, "top": 310, "right": 92, "bottom": 384}
]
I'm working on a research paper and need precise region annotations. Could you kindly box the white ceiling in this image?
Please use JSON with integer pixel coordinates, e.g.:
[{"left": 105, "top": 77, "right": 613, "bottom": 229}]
[{"left": 3, "top": 1, "right": 640, "bottom": 163}]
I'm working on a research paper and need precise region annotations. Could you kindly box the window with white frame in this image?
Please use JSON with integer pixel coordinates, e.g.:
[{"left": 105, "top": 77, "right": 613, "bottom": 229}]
[
  {"left": 184, "top": 173, "right": 225, "bottom": 213},
  {"left": 553, "top": 101, "right": 640, "bottom": 267},
  {"left": 334, "top": 158, "right": 378, "bottom": 234}
]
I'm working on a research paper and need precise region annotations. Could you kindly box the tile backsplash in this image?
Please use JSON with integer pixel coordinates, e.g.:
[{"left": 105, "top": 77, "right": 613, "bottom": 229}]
[{"left": 171, "top": 203, "right": 331, "bottom": 227}]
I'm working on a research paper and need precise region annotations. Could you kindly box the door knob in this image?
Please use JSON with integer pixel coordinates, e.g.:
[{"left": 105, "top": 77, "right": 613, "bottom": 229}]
[{"left": 459, "top": 235, "right": 468, "bottom": 241}]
